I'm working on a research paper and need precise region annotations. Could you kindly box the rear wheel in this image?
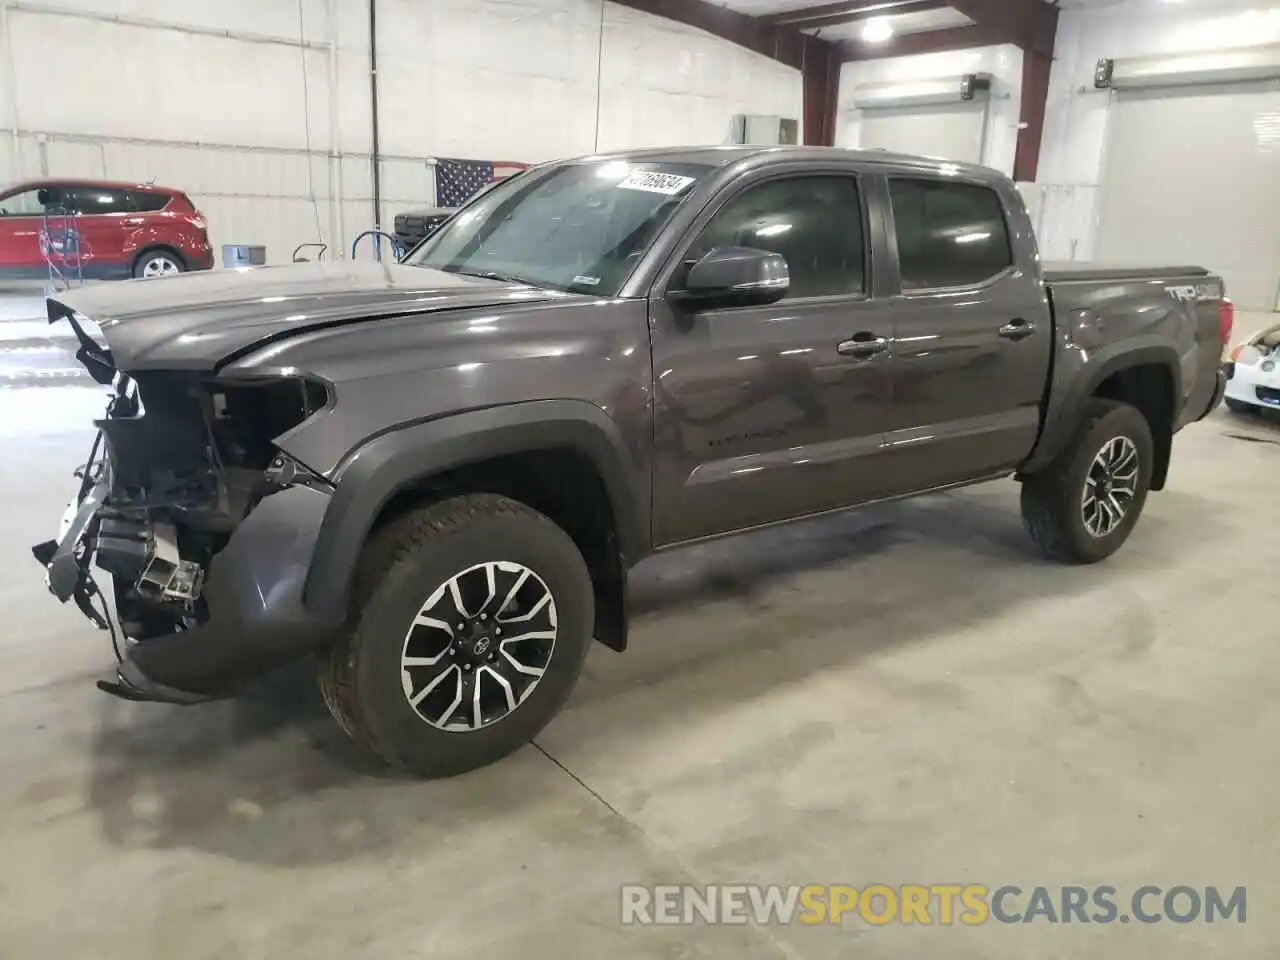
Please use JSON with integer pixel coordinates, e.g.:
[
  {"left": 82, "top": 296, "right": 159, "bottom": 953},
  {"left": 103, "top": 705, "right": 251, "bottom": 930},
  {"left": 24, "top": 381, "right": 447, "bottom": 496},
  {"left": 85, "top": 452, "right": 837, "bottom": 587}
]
[
  {"left": 1224, "top": 397, "right": 1258, "bottom": 415},
  {"left": 1020, "top": 399, "right": 1154, "bottom": 564},
  {"left": 318, "top": 494, "right": 593, "bottom": 778},
  {"left": 133, "top": 248, "right": 184, "bottom": 279}
]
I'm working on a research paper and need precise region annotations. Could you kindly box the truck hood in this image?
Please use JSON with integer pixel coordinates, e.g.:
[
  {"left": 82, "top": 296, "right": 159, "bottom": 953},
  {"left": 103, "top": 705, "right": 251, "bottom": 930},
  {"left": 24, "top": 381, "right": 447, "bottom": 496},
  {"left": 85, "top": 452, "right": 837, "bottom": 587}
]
[{"left": 46, "top": 261, "right": 567, "bottom": 374}]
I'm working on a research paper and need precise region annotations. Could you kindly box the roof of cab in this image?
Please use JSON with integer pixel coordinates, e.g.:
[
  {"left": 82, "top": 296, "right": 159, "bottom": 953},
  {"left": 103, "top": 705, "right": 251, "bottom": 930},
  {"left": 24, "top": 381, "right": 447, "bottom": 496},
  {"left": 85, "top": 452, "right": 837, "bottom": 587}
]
[{"left": 557, "top": 144, "right": 1003, "bottom": 181}]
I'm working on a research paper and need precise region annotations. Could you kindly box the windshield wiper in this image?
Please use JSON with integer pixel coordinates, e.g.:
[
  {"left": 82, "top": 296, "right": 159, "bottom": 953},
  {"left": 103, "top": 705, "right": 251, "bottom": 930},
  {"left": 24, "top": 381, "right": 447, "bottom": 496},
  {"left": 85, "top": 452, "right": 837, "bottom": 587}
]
[
  {"left": 434, "top": 265, "right": 569, "bottom": 292},
  {"left": 454, "top": 268, "right": 535, "bottom": 286}
]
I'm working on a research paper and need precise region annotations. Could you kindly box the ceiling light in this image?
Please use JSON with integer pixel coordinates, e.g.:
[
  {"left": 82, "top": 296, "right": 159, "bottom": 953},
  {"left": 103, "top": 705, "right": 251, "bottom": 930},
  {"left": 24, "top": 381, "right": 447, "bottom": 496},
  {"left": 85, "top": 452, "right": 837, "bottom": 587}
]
[
  {"left": 755, "top": 223, "right": 792, "bottom": 237},
  {"left": 861, "top": 17, "right": 894, "bottom": 44}
]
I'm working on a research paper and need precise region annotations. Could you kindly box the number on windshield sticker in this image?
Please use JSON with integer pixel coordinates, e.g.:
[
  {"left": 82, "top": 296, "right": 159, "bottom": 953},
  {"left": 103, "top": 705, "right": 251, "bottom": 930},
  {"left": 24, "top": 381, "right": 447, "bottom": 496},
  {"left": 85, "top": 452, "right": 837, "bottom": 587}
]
[{"left": 617, "top": 172, "right": 696, "bottom": 196}]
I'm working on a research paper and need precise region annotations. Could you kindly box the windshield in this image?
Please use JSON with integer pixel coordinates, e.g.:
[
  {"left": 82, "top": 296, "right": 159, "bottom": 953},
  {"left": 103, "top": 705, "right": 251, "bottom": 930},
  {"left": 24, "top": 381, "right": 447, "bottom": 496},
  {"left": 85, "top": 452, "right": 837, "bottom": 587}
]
[{"left": 407, "top": 160, "right": 710, "bottom": 296}]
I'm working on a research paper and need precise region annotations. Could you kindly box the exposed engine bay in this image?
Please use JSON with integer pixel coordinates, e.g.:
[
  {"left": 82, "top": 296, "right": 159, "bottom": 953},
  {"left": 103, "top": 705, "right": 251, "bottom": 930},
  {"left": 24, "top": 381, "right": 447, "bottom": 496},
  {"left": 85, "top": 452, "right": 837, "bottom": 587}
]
[{"left": 34, "top": 356, "right": 330, "bottom": 650}]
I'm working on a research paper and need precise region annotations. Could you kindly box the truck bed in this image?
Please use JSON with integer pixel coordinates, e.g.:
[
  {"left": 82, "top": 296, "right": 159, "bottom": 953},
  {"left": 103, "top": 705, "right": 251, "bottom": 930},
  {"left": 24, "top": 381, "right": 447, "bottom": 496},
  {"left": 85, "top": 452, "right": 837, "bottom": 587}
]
[
  {"left": 1043, "top": 262, "right": 1210, "bottom": 283},
  {"left": 1042, "top": 260, "right": 1226, "bottom": 437}
]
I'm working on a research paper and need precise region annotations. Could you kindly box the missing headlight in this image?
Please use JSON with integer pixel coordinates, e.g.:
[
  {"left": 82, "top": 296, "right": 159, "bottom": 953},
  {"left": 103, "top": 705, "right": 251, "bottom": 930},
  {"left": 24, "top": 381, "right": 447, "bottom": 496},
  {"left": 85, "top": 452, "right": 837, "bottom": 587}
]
[{"left": 206, "top": 375, "right": 330, "bottom": 472}]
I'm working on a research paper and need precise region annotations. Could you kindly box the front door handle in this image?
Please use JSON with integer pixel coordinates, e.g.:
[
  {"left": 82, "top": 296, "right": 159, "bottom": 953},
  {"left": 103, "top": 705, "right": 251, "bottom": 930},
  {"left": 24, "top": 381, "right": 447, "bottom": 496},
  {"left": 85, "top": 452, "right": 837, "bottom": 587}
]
[
  {"left": 999, "top": 318, "right": 1036, "bottom": 341},
  {"left": 837, "top": 332, "right": 889, "bottom": 360}
]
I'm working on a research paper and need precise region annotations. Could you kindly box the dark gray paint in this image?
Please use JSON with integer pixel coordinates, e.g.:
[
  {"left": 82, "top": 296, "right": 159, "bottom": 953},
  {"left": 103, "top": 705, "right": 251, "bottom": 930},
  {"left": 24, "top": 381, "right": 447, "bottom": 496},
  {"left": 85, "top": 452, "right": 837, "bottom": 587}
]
[
  {"left": 48, "top": 261, "right": 576, "bottom": 371},
  {"left": 1042, "top": 262, "right": 1210, "bottom": 282},
  {"left": 46, "top": 146, "right": 1225, "bottom": 693},
  {"left": 126, "top": 485, "right": 336, "bottom": 694},
  {"left": 300, "top": 401, "right": 650, "bottom": 620},
  {"left": 1027, "top": 269, "right": 1223, "bottom": 476}
]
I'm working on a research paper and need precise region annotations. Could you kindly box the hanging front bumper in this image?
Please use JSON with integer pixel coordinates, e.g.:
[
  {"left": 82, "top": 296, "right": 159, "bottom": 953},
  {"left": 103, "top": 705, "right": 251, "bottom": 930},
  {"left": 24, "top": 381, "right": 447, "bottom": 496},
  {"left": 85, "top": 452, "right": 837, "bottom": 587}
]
[{"left": 36, "top": 483, "right": 343, "bottom": 702}]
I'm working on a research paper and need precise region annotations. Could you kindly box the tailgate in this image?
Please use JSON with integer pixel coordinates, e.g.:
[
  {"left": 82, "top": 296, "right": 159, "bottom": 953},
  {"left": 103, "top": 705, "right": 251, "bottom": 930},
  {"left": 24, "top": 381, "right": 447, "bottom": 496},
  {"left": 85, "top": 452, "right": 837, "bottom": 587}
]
[{"left": 1170, "top": 279, "right": 1230, "bottom": 426}]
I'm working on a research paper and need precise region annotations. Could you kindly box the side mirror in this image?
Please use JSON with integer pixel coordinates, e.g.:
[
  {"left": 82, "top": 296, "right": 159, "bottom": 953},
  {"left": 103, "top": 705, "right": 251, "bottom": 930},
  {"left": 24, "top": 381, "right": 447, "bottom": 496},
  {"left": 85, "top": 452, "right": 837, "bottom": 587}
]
[{"left": 671, "top": 246, "right": 789, "bottom": 308}]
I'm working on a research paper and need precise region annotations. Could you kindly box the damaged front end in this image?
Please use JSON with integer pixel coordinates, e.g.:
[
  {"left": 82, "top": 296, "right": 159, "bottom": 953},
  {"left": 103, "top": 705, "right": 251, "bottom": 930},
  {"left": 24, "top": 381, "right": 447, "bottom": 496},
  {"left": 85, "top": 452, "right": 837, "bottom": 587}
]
[{"left": 33, "top": 308, "right": 340, "bottom": 703}]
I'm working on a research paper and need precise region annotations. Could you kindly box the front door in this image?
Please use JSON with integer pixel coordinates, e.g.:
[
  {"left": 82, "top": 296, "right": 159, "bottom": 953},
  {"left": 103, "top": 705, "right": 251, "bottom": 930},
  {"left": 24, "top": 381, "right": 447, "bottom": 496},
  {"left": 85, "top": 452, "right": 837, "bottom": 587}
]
[
  {"left": 649, "top": 171, "right": 895, "bottom": 545},
  {"left": 880, "top": 175, "right": 1051, "bottom": 490},
  {"left": 0, "top": 187, "right": 56, "bottom": 278}
]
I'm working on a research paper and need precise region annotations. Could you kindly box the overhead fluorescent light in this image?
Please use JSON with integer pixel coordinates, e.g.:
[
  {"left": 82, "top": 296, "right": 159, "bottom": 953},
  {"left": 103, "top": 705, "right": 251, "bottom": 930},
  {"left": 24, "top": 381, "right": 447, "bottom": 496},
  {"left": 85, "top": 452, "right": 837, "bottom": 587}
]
[
  {"left": 861, "top": 17, "right": 894, "bottom": 44},
  {"left": 755, "top": 223, "right": 793, "bottom": 238},
  {"left": 853, "top": 74, "right": 992, "bottom": 109},
  {"left": 1099, "top": 43, "right": 1280, "bottom": 89}
]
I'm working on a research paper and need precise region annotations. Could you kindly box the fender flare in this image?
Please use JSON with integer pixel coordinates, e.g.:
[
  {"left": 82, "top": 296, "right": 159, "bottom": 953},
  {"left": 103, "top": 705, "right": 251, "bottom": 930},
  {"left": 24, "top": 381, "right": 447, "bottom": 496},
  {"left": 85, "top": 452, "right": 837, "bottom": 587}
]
[
  {"left": 1024, "top": 341, "right": 1182, "bottom": 475},
  {"left": 301, "top": 400, "right": 649, "bottom": 620}
]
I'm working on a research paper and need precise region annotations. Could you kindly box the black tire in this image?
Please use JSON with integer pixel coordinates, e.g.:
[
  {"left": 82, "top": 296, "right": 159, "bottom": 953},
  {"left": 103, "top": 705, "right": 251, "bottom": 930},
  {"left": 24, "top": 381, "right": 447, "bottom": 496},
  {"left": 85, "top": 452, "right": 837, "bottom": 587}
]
[
  {"left": 132, "top": 248, "right": 185, "bottom": 279},
  {"left": 1020, "top": 399, "right": 1154, "bottom": 564},
  {"left": 318, "top": 493, "right": 593, "bottom": 778},
  {"left": 1224, "top": 397, "right": 1258, "bottom": 415}
]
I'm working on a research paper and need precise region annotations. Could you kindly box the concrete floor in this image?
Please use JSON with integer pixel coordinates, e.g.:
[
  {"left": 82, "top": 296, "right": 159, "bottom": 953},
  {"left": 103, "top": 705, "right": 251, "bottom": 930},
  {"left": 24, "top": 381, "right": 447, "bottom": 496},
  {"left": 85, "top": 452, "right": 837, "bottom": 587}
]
[{"left": 1, "top": 305, "right": 1278, "bottom": 958}]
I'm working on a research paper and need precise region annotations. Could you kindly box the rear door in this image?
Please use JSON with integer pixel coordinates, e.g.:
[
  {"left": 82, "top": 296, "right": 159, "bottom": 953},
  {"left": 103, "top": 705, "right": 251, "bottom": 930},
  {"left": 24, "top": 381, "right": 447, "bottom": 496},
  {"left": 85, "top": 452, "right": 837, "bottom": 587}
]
[
  {"left": 63, "top": 186, "right": 135, "bottom": 276},
  {"left": 649, "top": 167, "right": 896, "bottom": 544},
  {"left": 881, "top": 174, "right": 1051, "bottom": 489}
]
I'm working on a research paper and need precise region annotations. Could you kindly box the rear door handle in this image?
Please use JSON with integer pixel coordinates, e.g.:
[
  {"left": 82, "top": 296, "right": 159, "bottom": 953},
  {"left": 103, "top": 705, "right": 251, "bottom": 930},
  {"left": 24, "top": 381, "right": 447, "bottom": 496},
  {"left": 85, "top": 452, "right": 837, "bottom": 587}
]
[
  {"left": 998, "top": 319, "right": 1036, "bottom": 341},
  {"left": 123, "top": 218, "right": 145, "bottom": 226},
  {"left": 837, "top": 332, "right": 890, "bottom": 360}
]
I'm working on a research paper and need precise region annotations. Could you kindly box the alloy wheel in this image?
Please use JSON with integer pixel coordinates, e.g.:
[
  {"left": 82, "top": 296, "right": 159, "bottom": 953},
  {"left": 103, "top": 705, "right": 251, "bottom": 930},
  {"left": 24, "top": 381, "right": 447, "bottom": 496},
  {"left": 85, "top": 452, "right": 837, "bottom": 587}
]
[
  {"left": 400, "top": 560, "right": 557, "bottom": 732},
  {"left": 141, "top": 256, "right": 181, "bottom": 278},
  {"left": 1081, "top": 435, "right": 1139, "bottom": 538}
]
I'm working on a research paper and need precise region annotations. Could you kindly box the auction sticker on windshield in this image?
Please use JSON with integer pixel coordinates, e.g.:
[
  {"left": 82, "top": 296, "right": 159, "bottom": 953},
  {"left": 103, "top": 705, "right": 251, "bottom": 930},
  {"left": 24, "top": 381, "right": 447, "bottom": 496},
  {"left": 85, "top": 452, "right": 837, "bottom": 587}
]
[{"left": 617, "top": 172, "right": 697, "bottom": 195}]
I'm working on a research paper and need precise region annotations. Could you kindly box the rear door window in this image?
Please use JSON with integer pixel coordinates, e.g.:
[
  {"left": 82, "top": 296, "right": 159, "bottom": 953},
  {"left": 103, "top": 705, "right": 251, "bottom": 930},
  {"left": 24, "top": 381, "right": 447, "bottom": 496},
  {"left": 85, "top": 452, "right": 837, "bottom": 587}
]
[
  {"left": 889, "top": 178, "right": 1013, "bottom": 290},
  {"left": 62, "top": 187, "right": 133, "bottom": 215}
]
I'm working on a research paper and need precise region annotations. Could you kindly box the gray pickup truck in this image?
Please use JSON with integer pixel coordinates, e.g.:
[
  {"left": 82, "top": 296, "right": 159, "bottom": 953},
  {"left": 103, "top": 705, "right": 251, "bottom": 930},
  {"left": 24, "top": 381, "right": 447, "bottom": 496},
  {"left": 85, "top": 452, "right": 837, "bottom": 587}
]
[{"left": 34, "top": 146, "right": 1230, "bottom": 777}]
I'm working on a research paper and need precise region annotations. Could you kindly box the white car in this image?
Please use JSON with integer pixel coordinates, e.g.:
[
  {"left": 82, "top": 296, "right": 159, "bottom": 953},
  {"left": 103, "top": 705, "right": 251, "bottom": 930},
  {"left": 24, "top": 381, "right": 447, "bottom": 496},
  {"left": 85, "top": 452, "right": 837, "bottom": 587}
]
[{"left": 1224, "top": 322, "right": 1280, "bottom": 415}]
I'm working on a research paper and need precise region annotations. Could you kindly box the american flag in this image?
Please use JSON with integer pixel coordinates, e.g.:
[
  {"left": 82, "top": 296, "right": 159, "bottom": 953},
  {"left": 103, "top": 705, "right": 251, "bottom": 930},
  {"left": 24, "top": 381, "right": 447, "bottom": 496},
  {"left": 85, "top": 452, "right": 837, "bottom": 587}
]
[{"left": 432, "top": 158, "right": 527, "bottom": 208}]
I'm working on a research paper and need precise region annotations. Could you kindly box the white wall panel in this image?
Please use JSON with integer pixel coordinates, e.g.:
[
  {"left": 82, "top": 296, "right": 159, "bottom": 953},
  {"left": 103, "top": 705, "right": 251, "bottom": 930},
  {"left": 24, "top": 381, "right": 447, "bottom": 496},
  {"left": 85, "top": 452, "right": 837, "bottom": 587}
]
[
  {"left": 42, "top": 139, "right": 106, "bottom": 179},
  {"left": 857, "top": 102, "right": 989, "bottom": 164},
  {"left": 596, "top": 3, "right": 802, "bottom": 151},
  {"left": 375, "top": 0, "right": 601, "bottom": 161},
  {"left": 9, "top": 0, "right": 336, "bottom": 40},
  {"left": 1017, "top": 182, "right": 1099, "bottom": 263},
  {"left": 6, "top": 7, "right": 337, "bottom": 149},
  {"left": 378, "top": 159, "right": 434, "bottom": 207},
  {"left": 375, "top": 0, "right": 801, "bottom": 161},
  {"left": 340, "top": 155, "right": 375, "bottom": 210},
  {"left": 1038, "top": 0, "right": 1280, "bottom": 275},
  {"left": 836, "top": 45, "right": 1023, "bottom": 175}
]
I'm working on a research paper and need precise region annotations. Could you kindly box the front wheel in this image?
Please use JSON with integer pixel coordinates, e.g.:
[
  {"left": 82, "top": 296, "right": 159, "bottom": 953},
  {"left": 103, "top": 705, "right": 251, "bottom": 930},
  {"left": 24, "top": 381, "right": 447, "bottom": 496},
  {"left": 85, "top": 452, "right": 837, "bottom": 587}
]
[
  {"left": 1020, "top": 399, "right": 1154, "bottom": 564},
  {"left": 133, "top": 249, "right": 185, "bottom": 279},
  {"left": 319, "top": 494, "right": 593, "bottom": 778}
]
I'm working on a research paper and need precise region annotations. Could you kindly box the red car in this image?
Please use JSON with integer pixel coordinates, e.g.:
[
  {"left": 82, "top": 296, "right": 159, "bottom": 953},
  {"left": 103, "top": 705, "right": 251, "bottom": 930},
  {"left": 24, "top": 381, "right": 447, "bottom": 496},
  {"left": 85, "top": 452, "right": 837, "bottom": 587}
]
[{"left": 0, "top": 178, "right": 213, "bottom": 280}]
